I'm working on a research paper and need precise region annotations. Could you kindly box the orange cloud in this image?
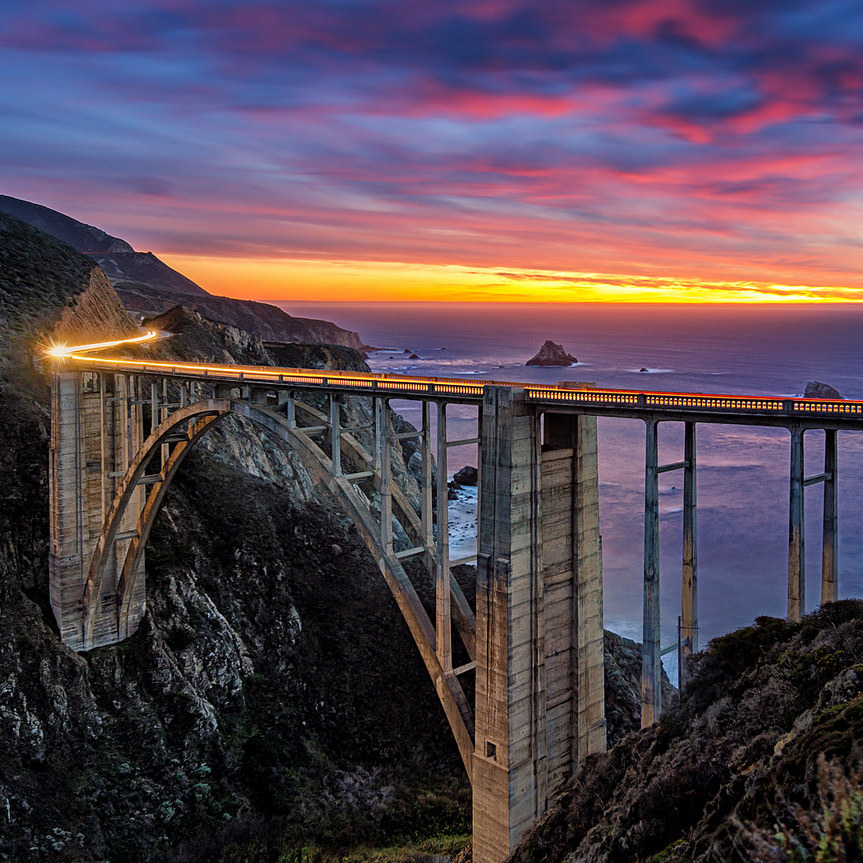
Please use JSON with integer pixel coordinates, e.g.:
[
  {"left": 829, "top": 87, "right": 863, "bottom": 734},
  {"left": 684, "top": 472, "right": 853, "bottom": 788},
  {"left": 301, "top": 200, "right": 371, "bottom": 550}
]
[{"left": 159, "top": 254, "right": 863, "bottom": 305}]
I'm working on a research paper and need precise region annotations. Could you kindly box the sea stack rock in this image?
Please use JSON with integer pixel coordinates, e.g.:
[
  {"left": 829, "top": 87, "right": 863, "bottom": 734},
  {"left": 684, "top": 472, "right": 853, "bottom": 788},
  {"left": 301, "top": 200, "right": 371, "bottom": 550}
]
[
  {"left": 525, "top": 339, "right": 578, "bottom": 366},
  {"left": 453, "top": 465, "right": 478, "bottom": 486},
  {"left": 804, "top": 381, "right": 843, "bottom": 399}
]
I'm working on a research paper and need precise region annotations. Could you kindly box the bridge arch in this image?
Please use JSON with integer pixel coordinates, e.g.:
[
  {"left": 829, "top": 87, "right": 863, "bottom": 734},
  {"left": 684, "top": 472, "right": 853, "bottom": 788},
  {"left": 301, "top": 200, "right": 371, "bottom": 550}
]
[
  {"left": 82, "top": 392, "right": 475, "bottom": 773},
  {"left": 50, "top": 366, "right": 607, "bottom": 862}
]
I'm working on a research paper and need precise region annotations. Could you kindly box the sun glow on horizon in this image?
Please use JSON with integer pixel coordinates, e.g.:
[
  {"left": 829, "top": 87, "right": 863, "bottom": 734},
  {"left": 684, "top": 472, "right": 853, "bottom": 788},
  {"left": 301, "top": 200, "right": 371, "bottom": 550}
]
[{"left": 159, "top": 254, "right": 863, "bottom": 306}]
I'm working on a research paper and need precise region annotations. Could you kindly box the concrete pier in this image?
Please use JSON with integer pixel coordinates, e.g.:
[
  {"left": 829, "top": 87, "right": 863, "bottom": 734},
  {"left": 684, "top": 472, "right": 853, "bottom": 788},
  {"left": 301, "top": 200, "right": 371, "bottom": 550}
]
[
  {"left": 641, "top": 420, "right": 661, "bottom": 727},
  {"left": 680, "top": 422, "right": 697, "bottom": 687},
  {"left": 473, "top": 388, "right": 604, "bottom": 863},
  {"left": 788, "top": 427, "right": 805, "bottom": 622},
  {"left": 50, "top": 371, "right": 146, "bottom": 651},
  {"left": 822, "top": 429, "right": 838, "bottom": 605}
]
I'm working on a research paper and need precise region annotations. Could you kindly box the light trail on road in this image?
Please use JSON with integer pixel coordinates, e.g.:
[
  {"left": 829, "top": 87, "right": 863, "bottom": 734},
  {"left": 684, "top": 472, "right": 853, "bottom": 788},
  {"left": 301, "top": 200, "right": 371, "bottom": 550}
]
[{"left": 43, "top": 330, "right": 863, "bottom": 425}]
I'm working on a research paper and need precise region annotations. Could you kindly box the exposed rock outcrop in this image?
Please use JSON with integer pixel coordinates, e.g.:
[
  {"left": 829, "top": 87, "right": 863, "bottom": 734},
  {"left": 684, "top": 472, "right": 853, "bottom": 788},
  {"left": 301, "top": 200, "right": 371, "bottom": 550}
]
[
  {"left": 452, "top": 465, "right": 478, "bottom": 486},
  {"left": 804, "top": 380, "right": 843, "bottom": 399},
  {"left": 525, "top": 340, "right": 578, "bottom": 367}
]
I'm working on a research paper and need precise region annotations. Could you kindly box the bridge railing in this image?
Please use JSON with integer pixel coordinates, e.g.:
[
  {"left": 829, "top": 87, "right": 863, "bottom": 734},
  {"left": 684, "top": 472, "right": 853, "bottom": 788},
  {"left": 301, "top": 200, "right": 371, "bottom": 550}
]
[
  {"left": 524, "top": 386, "right": 863, "bottom": 417},
  {"left": 64, "top": 354, "right": 863, "bottom": 417}
]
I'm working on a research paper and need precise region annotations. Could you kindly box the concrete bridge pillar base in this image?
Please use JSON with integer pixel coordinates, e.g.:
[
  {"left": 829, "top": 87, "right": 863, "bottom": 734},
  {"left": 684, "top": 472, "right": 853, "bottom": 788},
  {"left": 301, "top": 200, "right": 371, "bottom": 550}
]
[
  {"left": 474, "top": 388, "right": 605, "bottom": 863},
  {"left": 49, "top": 371, "right": 145, "bottom": 651}
]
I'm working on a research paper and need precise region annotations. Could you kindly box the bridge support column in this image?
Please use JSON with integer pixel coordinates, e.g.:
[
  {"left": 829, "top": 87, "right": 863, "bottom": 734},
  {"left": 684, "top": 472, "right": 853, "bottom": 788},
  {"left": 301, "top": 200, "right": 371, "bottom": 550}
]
[
  {"left": 822, "top": 429, "right": 838, "bottom": 605},
  {"left": 421, "top": 401, "right": 433, "bottom": 554},
  {"left": 436, "top": 403, "right": 452, "bottom": 672},
  {"left": 642, "top": 420, "right": 661, "bottom": 727},
  {"left": 474, "top": 389, "right": 604, "bottom": 863},
  {"left": 788, "top": 427, "right": 805, "bottom": 622},
  {"left": 50, "top": 371, "right": 146, "bottom": 650},
  {"left": 680, "top": 422, "right": 697, "bottom": 687},
  {"left": 375, "top": 398, "right": 393, "bottom": 554},
  {"left": 330, "top": 394, "right": 342, "bottom": 476}
]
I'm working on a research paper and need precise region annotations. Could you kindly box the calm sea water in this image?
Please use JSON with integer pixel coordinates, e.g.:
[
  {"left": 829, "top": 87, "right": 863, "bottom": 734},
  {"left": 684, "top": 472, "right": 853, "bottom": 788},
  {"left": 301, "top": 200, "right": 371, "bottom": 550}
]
[{"left": 279, "top": 302, "right": 863, "bottom": 668}]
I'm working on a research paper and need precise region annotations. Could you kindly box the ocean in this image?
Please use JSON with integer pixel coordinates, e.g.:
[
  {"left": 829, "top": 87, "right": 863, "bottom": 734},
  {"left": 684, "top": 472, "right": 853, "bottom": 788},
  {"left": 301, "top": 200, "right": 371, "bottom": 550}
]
[{"left": 278, "top": 301, "right": 863, "bottom": 673}]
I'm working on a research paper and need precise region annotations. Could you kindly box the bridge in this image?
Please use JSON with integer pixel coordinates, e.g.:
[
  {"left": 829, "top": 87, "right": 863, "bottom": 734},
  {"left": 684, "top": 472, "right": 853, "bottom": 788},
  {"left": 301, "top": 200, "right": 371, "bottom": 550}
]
[{"left": 46, "top": 332, "right": 854, "bottom": 863}]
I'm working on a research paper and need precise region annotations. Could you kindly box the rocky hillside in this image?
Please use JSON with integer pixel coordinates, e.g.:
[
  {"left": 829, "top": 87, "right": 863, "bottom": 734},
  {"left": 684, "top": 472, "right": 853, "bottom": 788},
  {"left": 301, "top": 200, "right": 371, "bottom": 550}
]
[
  {"left": 0, "top": 211, "right": 138, "bottom": 361},
  {"left": 510, "top": 601, "right": 863, "bottom": 863},
  {"left": 0, "top": 194, "right": 365, "bottom": 351}
]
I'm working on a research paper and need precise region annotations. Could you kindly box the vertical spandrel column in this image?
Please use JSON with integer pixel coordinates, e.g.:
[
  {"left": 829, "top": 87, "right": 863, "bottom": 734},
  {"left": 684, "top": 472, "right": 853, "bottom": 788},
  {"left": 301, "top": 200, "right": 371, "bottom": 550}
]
[
  {"left": 376, "top": 398, "right": 393, "bottom": 555},
  {"left": 822, "top": 428, "right": 838, "bottom": 605},
  {"left": 421, "top": 401, "right": 433, "bottom": 553},
  {"left": 436, "top": 402, "right": 452, "bottom": 671},
  {"left": 330, "top": 393, "right": 342, "bottom": 476}
]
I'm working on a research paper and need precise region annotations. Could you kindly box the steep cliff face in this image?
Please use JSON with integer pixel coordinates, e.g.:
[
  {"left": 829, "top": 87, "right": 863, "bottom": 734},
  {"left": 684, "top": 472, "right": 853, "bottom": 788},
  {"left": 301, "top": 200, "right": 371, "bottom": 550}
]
[{"left": 0, "top": 211, "right": 137, "bottom": 371}]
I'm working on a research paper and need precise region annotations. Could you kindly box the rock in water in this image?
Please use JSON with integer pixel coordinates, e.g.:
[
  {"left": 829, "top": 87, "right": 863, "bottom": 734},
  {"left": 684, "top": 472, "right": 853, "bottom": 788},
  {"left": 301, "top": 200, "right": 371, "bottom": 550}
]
[
  {"left": 453, "top": 465, "right": 478, "bottom": 486},
  {"left": 804, "top": 380, "right": 843, "bottom": 399},
  {"left": 525, "top": 339, "right": 578, "bottom": 366}
]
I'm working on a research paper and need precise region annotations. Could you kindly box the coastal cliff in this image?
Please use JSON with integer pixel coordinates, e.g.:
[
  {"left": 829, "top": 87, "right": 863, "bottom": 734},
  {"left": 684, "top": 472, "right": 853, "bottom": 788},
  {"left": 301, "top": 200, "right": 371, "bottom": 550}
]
[{"left": 0, "top": 213, "right": 467, "bottom": 860}]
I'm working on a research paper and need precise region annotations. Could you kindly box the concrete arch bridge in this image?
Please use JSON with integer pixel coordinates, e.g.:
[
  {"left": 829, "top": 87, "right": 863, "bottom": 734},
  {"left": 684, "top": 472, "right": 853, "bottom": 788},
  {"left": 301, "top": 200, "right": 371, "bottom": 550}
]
[{"left": 48, "top": 336, "right": 858, "bottom": 863}]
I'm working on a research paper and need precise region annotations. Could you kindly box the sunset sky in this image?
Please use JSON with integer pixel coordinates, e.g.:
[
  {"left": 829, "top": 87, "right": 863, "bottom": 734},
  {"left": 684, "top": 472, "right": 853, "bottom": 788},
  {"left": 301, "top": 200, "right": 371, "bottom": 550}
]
[{"left": 3, "top": 0, "right": 863, "bottom": 303}]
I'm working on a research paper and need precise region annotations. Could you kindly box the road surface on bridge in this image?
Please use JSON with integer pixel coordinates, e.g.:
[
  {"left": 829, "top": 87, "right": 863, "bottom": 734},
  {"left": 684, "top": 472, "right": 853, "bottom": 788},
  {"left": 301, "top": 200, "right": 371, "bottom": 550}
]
[{"left": 46, "top": 329, "right": 863, "bottom": 428}]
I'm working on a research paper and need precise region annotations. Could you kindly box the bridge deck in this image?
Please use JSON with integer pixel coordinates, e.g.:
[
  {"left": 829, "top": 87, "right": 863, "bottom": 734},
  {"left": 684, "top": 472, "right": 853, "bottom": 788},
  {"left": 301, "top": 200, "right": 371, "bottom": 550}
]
[{"left": 62, "top": 351, "right": 863, "bottom": 429}]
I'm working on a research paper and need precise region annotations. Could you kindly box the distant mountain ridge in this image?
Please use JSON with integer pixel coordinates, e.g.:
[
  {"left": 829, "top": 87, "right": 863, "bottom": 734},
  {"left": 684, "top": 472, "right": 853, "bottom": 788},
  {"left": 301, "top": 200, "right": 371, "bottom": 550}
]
[
  {"left": 0, "top": 194, "right": 364, "bottom": 350},
  {"left": 0, "top": 195, "right": 135, "bottom": 255}
]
